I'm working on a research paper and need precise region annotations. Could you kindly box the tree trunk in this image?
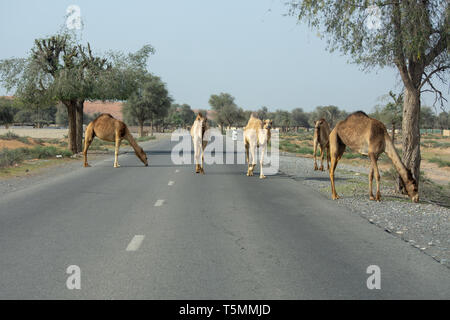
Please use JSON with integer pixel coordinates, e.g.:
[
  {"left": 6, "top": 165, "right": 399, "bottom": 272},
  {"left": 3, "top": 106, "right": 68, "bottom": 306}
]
[
  {"left": 64, "top": 101, "right": 78, "bottom": 155},
  {"left": 76, "top": 100, "right": 84, "bottom": 154},
  {"left": 138, "top": 120, "right": 144, "bottom": 138},
  {"left": 150, "top": 120, "right": 154, "bottom": 136},
  {"left": 391, "top": 123, "right": 395, "bottom": 144},
  {"left": 397, "top": 87, "right": 421, "bottom": 193}
]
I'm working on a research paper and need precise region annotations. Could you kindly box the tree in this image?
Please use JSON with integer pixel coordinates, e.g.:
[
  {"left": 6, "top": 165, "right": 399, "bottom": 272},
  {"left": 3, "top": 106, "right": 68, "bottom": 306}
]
[
  {"left": 288, "top": 0, "right": 449, "bottom": 192},
  {"left": 274, "top": 110, "right": 293, "bottom": 132},
  {"left": 256, "top": 106, "right": 269, "bottom": 120},
  {"left": 373, "top": 91, "right": 403, "bottom": 143},
  {"left": 123, "top": 74, "right": 172, "bottom": 137},
  {"left": 310, "top": 105, "right": 343, "bottom": 128},
  {"left": 209, "top": 93, "right": 239, "bottom": 132},
  {"left": 420, "top": 106, "right": 437, "bottom": 129},
  {"left": 437, "top": 111, "right": 449, "bottom": 130},
  {"left": 292, "top": 107, "right": 310, "bottom": 130},
  {"left": 0, "top": 97, "right": 18, "bottom": 128},
  {"left": 0, "top": 31, "right": 153, "bottom": 153},
  {"left": 179, "top": 104, "right": 196, "bottom": 127}
]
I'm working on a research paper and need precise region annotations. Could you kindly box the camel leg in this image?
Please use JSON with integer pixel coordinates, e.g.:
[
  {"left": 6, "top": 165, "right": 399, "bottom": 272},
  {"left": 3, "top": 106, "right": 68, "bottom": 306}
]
[
  {"left": 194, "top": 141, "right": 201, "bottom": 173},
  {"left": 83, "top": 125, "right": 94, "bottom": 167},
  {"left": 369, "top": 165, "right": 375, "bottom": 200},
  {"left": 329, "top": 131, "right": 345, "bottom": 200},
  {"left": 319, "top": 145, "right": 325, "bottom": 171},
  {"left": 200, "top": 140, "right": 207, "bottom": 174},
  {"left": 247, "top": 143, "right": 256, "bottom": 176},
  {"left": 313, "top": 140, "right": 318, "bottom": 170},
  {"left": 326, "top": 145, "right": 330, "bottom": 171},
  {"left": 369, "top": 153, "right": 381, "bottom": 201},
  {"left": 259, "top": 143, "right": 266, "bottom": 179},
  {"left": 245, "top": 139, "right": 249, "bottom": 165},
  {"left": 114, "top": 131, "right": 121, "bottom": 168}
]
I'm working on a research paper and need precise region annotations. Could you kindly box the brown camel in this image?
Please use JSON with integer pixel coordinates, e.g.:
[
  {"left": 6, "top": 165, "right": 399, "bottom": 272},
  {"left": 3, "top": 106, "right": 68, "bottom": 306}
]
[
  {"left": 190, "top": 113, "right": 209, "bottom": 174},
  {"left": 329, "top": 111, "right": 419, "bottom": 202},
  {"left": 313, "top": 118, "right": 331, "bottom": 171},
  {"left": 83, "top": 113, "right": 148, "bottom": 168}
]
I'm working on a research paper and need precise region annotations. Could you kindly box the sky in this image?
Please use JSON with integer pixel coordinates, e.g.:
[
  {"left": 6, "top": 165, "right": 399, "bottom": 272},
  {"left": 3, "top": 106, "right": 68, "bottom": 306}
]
[{"left": 0, "top": 0, "right": 448, "bottom": 113}]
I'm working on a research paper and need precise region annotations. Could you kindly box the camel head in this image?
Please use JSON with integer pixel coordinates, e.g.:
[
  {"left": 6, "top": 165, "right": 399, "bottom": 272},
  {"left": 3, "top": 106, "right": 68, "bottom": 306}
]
[
  {"left": 263, "top": 119, "right": 272, "bottom": 130},
  {"left": 315, "top": 118, "right": 326, "bottom": 129},
  {"left": 135, "top": 146, "right": 148, "bottom": 166},
  {"left": 404, "top": 168, "right": 419, "bottom": 203}
]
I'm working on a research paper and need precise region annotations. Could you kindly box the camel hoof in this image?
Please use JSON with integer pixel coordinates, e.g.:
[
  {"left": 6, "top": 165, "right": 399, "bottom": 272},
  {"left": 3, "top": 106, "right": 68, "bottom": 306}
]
[
  {"left": 83, "top": 164, "right": 91, "bottom": 168},
  {"left": 114, "top": 164, "right": 120, "bottom": 168},
  {"left": 314, "top": 166, "right": 318, "bottom": 171},
  {"left": 332, "top": 194, "right": 340, "bottom": 200},
  {"left": 260, "top": 175, "right": 266, "bottom": 179},
  {"left": 319, "top": 167, "right": 324, "bottom": 171},
  {"left": 370, "top": 196, "right": 375, "bottom": 201}
]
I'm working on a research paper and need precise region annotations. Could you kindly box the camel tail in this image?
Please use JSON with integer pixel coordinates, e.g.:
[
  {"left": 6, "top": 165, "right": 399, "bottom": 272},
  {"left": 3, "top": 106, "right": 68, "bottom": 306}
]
[{"left": 384, "top": 131, "right": 412, "bottom": 185}]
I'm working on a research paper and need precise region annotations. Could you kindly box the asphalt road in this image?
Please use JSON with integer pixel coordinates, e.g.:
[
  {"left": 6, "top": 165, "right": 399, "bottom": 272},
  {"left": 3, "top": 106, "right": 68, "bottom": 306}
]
[{"left": 0, "top": 138, "right": 448, "bottom": 299}]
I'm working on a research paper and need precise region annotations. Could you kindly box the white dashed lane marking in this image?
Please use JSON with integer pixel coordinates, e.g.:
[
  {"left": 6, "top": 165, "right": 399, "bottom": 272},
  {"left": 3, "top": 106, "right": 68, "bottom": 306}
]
[
  {"left": 175, "top": 169, "right": 180, "bottom": 173},
  {"left": 168, "top": 181, "right": 175, "bottom": 186},
  {"left": 126, "top": 235, "right": 145, "bottom": 251},
  {"left": 154, "top": 200, "right": 165, "bottom": 207}
]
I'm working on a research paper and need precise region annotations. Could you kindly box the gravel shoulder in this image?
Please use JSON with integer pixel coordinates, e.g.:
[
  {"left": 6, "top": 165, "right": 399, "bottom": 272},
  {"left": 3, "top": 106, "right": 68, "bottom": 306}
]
[{"left": 279, "top": 152, "right": 450, "bottom": 268}]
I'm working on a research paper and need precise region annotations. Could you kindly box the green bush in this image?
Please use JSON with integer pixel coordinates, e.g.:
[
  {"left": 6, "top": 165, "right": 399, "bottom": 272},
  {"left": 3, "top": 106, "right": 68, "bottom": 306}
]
[
  {"left": 0, "top": 146, "right": 73, "bottom": 168},
  {"left": 0, "top": 131, "right": 20, "bottom": 140},
  {"left": 428, "top": 157, "right": 450, "bottom": 168}
]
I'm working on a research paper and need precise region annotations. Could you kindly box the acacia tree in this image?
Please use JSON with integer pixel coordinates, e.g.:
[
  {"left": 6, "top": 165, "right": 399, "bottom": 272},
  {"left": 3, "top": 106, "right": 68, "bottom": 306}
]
[
  {"left": 288, "top": 0, "right": 449, "bottom": 192},
  {"left": 123, "top": 74, "right": 172, "bottom": 137},
  {"left": 209, "top": 93, "right": 239, "bottom": 132},
  {"left": 0, "top": 31, "right": 154, "bottom": 153}
]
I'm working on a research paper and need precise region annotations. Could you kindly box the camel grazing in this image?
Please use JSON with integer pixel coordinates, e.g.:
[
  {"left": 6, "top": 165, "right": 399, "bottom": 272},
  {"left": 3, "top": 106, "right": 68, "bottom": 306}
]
[
  {"left": 83, "top": 113, "right": 148, "bottom": 168},
  {"left": 329, "top": 111, "right": 418, "bottom": 202},
  {"left": 244, "top": 114, "right": 272, "bottom": 179},
  {"left": 190, "top": 113, "right": 209, "bottom": 174},
  {"left": 313, "top": 118, "right": 331, "bottom": 171}
]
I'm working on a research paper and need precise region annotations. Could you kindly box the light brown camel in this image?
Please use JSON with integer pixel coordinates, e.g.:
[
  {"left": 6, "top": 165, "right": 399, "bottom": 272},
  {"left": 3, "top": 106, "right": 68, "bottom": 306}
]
[
  {"left": 190, "top": 113, "right": 209, "bottom": 174},
  {"left": 313, "top": 118, "right": 331, "bottom": 171},
  {"left": 83, "top": 113, "right": 148, "bottom": 168},
  {"left": 329, "top": 111, "right": 419, "bottom": 202},
  {"left": 244, "top": 114, "right": 272, "bottom": 179}
]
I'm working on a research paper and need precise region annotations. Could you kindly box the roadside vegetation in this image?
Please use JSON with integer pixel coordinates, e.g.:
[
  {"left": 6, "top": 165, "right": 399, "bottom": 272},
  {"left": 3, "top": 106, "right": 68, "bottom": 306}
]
[{"left": 280, "top": 131, "right": 450, "bottom": 207}]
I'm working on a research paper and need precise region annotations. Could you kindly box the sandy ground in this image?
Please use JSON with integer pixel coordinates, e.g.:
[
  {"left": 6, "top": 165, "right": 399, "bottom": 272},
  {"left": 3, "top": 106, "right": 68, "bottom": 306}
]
[{"left": 0, "top": 128, "right": 68, "bottom": 139}]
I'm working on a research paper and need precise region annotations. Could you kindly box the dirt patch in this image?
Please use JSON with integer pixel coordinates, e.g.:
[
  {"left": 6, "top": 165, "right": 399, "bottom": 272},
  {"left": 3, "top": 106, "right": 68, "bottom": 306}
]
[
  {"left": 0, "top": 139, "right": 30, "bottom": 149},
  {"left": 421, "top": 161, "right": 450, "bottom": 185}
]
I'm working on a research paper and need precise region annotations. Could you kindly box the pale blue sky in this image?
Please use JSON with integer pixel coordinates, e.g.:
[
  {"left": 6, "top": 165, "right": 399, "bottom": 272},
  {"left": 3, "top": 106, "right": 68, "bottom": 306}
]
[{"left": 0, "top": 0, "right": 447, "bottom": 112}]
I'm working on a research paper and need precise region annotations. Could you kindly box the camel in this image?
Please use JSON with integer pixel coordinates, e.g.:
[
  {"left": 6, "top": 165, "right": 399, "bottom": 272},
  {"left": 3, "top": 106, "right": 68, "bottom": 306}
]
[
  {"left": 329, "top": 111, "right": 419, "bottom": 202},
  {"left": 83, "top": 113, "right": 148, "bottom": 168},
  {"left": 313, "top": 118, "right": 331, "bottom": 171},
  {"left": 190, "top": 113, "right": 209, "bottom": 174},
  {"left": 244, "top": 114, "right": 272, "bottom": 179}
]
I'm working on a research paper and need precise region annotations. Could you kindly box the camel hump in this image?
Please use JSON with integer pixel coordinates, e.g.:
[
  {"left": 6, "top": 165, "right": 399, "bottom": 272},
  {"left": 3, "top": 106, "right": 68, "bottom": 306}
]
[{"left": 349, "top": 111, "right": 369, "bottom": 119}]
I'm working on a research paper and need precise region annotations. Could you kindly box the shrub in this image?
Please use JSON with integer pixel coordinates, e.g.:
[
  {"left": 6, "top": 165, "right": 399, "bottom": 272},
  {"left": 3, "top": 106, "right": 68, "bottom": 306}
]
[{"left": 0, "top": 146, "right": 73, "bottom": 168}]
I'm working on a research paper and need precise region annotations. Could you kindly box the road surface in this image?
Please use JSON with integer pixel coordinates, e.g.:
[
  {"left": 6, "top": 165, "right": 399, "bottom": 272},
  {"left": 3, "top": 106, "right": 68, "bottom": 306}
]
[{"left": 0, "top": 138, "right": 448, "bottom": 299}]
